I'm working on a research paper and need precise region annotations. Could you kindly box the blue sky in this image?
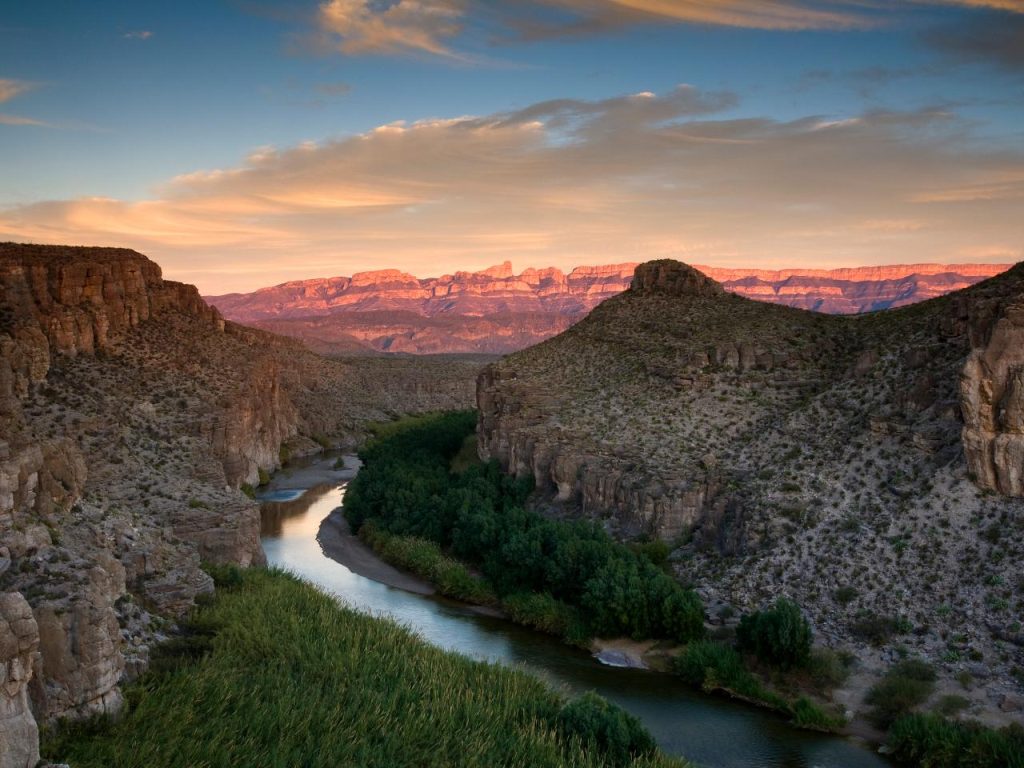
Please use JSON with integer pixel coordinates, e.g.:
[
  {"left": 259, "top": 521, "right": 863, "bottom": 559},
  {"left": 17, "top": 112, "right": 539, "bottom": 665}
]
[{"left": 1, "top": 1, "right": 1022, "bottom": 292}]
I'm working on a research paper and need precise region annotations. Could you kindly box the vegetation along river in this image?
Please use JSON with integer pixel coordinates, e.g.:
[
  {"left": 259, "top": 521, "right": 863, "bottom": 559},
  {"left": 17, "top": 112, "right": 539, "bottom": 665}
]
[{"left": 259, "top": 452, "right": 892, "bottom": 768}]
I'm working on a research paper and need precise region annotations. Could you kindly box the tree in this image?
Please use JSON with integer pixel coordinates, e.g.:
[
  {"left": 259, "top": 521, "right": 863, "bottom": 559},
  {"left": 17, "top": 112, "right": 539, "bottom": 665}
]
[{"left": 737, "top": 597, "right": 812, "bottom": 670}]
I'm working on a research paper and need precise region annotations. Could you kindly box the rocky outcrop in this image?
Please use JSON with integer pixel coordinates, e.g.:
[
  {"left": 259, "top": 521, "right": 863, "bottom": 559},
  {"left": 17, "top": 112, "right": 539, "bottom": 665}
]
[
  {"left": 960, "top": 268, "right": 1024, "bottom": 496},
  {"left": 477, "top": 369, "right": 717, "bottom": 538},
  {"left": 207, "top": 260, "right": 1010, "bottom": 354},
  {"left": 0, "top": 592, "right": 40, "bottom": 768}
]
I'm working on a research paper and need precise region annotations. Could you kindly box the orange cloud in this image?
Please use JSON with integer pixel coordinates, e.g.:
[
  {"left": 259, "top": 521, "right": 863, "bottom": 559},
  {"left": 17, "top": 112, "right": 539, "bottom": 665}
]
[
  {"left": 317, "top": 0, "right": 467, "bottom": 57},
  {"left": 1, "top": 89, "right": 1020, "bottom": 292}
]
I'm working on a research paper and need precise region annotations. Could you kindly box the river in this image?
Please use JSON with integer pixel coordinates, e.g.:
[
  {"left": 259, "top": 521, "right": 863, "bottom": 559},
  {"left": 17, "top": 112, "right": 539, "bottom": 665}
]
[{"left": 259, "top": 453, "right": 891, "bottom": 768}]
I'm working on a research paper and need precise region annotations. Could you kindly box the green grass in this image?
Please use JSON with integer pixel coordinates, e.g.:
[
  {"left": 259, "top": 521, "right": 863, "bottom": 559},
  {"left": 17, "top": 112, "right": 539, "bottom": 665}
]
[
  {"left": 888, "top": 713, "right": 1024, "bottom": 768},
  {"left": 359, "top": 522, "right": 499, "bottom": 605},
  {"left": 43, "top": 568, "right": 687, "bottom": 768}
]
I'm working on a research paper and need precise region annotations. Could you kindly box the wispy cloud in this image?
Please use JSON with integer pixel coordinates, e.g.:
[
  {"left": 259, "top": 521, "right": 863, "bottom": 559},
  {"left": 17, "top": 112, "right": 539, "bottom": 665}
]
[
  {"left": 306, "top": 1, "right": 1024, "bottom": 60},
  {"left": 316, "top": 0, "right": 467, "bottom": 57},
  {"left": 0, "top": 78, "right": 48, "bottom": 127},
  {"left": 1, "top": 87, "right": 1020, "bottom": 292},
  {"left": 0, "top": 114, "right": 48, "bottom": 126},
  {"left": 123, "top": 30, "right": 153, "bottom": 40},
  {"left": 0, "top": 78, "right": 35, "bottom": 104}
]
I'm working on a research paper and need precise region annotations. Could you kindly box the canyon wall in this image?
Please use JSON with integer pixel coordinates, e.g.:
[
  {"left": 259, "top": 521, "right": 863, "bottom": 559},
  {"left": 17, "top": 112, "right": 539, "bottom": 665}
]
[
  {"left": 208, "top": 261, "right": 1012, "bottom": 355},
  {"left": 959, "top": 268, "right": 1024, "bottom": 496},
  {"left": 0, "top": 243, "right": 483, "bottom": 766}
]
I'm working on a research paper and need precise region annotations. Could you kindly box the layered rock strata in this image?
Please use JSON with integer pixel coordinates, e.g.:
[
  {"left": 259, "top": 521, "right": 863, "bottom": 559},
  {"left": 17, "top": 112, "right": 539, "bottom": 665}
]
[
  {"left": 0, "top": 243, "right": 483, "bottom": 765},
  {"left": 207, "top": 261, "right": 1011, "bottom": 354}
]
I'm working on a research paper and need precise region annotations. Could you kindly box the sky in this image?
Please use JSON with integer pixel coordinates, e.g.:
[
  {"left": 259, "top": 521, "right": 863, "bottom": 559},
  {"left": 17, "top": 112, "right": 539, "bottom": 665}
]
[{"left": 1, "top": 0, "right": 1022, "bottom": 294}]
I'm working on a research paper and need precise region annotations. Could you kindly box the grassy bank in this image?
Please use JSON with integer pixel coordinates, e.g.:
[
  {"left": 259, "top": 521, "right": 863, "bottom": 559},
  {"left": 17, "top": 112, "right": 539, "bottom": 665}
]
[{"left": 44, "top": 567, "right": 687, "bottom": 768}]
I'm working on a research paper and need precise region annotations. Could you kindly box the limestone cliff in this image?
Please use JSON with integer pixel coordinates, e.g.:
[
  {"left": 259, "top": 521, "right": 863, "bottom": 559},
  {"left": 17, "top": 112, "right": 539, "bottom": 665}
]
[
  {"left": 959, "top": 270, "right": 1024, "bottom": 496},
  {"left": 207, "top": 260, "right": 1010, "bottom": 354},
  {"left": 0, "top": 243, "right": 483, "bottom": 765},
  {"left": 478, "top": 259, "right": 1024, "bottom": 692}
]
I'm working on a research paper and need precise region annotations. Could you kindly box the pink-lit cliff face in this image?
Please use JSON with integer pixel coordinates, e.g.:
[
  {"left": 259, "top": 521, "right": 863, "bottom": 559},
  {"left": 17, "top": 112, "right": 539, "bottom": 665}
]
[{"left": 206, "top": 261, "right": 1013, "bottom": 354}]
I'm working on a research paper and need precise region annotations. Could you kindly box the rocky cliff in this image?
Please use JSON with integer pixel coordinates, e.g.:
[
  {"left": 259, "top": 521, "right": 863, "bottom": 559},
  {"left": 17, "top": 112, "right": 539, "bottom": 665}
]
[
  {"left": 207, "top": 261, "right": 1011, "bottom": 355},
  {"left": 478, "top": 259, "right": 1024, "bottom": 706},
  {"left": 0, "top": 243, "right": 483, "bottom": 766}
]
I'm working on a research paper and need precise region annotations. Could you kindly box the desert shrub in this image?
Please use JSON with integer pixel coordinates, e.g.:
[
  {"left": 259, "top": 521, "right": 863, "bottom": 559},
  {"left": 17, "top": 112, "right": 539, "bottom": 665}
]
[
  {"left": 866, "top": 659, "right": 936, "bottom": 728},
  {"left": 807, "top": 648, "right": 851, "bottom": 690},
  {"left": 556, "top": 692, "right": 657, "bottom": 767},
  {"left": 736, "top": 598, "right": 812, "bottom": 670},
  {"left": 850, "top": 611, "right": 911, "bottom": 646},
  {"left": 834, "top": 586, "right": 858, "bottom": 605}
]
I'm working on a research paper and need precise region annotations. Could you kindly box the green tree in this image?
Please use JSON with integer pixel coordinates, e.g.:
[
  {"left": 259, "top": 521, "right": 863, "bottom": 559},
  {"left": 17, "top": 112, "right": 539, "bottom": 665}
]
[{"left": 737, "top": 597, "right": 812, "bottom": 670}]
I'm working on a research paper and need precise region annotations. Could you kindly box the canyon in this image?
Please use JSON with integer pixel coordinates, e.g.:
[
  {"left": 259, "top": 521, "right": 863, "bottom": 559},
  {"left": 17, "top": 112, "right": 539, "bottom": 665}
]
[
  {"left": 207, "top": 261, "right": 1012, "bottom": 355},
  {"left": 0, "top": 244, "right": 482, "bottom": 767},
  {"left": 478, "top": 259, "right": 1024, "bottom": 722}
]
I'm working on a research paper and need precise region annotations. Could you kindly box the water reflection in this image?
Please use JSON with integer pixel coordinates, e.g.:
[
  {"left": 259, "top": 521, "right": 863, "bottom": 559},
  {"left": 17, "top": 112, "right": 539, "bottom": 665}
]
[{"left": 260, "top": 457, "right": 890, "bottom": 768}]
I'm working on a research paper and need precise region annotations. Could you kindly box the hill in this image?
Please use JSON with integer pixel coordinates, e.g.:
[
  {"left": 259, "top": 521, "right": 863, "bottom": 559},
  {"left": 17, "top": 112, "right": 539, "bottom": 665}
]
[
  {"left": 206, "top": 261, "right": 1011, "bottom": 355},
  {"left": 478, "top": 259, "right": 1024, "bottom": 719}
]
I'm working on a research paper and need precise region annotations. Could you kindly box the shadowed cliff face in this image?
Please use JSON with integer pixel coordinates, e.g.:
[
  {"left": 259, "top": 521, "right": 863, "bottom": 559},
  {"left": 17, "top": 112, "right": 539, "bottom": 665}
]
[
  {"left": 478, "top": 259, "right": 1024, "bottom": 681},
  {"left": 0, "top": 243, "right": 484, "bottom": 764},
  {"left": 206, "top": 260, "right": 1011, "bottom": 355}
]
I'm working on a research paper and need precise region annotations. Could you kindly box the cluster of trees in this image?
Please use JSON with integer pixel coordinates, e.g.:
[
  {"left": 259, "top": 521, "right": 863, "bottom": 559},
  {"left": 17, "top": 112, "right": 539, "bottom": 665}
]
[{"left": 344, "top": 411, "right": 705, "bottom": 644}]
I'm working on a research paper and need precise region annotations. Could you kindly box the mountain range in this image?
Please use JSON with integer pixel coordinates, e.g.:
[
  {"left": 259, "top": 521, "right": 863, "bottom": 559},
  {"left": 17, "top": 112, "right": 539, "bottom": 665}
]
[{"left": 206, "top": 261, "right": 1013, "bottom": 355}]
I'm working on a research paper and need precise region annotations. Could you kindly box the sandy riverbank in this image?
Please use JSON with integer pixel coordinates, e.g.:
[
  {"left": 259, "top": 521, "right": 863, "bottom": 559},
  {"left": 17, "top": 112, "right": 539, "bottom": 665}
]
[{"left": 317, "top": 508, "right": 437, "bottom": 596}]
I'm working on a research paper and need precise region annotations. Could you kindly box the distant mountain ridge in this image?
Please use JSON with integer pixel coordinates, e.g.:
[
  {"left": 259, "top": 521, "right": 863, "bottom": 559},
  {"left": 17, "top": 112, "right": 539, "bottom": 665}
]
[{"left": 206, "top": 260, "right": 1013, "bottom": 354}]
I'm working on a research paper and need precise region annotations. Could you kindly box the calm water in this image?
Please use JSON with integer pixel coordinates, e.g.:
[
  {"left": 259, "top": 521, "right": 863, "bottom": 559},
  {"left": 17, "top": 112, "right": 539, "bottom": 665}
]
[{"left": 259, "top": 455, "right": 891, "bottom": 768}]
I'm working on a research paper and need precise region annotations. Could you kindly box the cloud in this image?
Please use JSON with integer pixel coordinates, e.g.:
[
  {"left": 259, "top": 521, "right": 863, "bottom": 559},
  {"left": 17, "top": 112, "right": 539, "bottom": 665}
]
[
  {"left": 0, "top": 114, "right": 48, "bottom": 126},
  {"left": 314, "top": 81, "right": 352, "bottom": 97},
  {"left": 1, "top": 87, "right": 1021, "bottom": 292},
  {"left": 123, "top": 30, "right": 153, "bottom": 40},
  {"left": 0, "top": 78, "right": 48, "bottom": 127},
  {"left": 306, "top": 1, "right": 1024, "bottom": 59},
  {"left": 316, "top": 0, "right": 467, "bottom": 57},
  {"left": 0, "top": 78, "right": 34, "bottom": 104}
]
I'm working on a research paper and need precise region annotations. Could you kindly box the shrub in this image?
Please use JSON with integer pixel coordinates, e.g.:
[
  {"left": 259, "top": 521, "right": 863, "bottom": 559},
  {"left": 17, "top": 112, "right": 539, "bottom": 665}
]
[
  {"left": 791, "top": 697, "right": 845, "bottom": 732},
  {"left": 504, "top": 592, "right": 576, "bottom": 638},
  {"left": 202, "top": 562, "right": 244, "bottom": 589},
  {"left": 866, "top": 659, "right": 936, "bottom": 728},
  {"left": 888, "top": 713, "right": 1024, "bottom": 768},
  {"left": 834, "top": 586, "right": 858, "bottom": 605},
  {"left": 850, "top": 611, "right": 911, "bottom": 646},
  {"left": 556, "top": 692, "right": 657, "bottom": 767},
  {"left": 240, "top": 483, "right": 256, "bottom": 500},
  {"left": 257, "top": 468, "right": 270, "bottom": 486},
  {"left": 736, "top": 598, "right": 812, "bottom": 670}
]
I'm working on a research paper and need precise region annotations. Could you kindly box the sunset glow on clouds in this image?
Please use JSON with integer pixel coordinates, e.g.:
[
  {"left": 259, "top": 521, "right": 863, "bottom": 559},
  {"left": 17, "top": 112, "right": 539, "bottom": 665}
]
[
  {"left": 1, "top": 1, "right": 1022, "bottom": 292},
  {"left": 3, "top": 87, "right": 1021, "bottom": 292}
]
